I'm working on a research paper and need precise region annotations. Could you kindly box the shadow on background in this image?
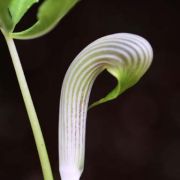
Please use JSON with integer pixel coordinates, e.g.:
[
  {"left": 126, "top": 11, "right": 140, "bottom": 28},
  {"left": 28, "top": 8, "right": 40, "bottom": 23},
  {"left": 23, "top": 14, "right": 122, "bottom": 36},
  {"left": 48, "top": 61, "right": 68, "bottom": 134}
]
[{"left": 0, "top": 0, "right": 180, "bottom": 179}]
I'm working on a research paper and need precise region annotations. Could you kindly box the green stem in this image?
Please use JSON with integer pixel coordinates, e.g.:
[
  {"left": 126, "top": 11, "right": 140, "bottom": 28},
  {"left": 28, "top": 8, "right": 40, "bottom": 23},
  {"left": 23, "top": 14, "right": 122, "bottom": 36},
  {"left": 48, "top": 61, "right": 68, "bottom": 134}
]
[{"left": 2, "top": 31, "right": 54, "bottom": 180}]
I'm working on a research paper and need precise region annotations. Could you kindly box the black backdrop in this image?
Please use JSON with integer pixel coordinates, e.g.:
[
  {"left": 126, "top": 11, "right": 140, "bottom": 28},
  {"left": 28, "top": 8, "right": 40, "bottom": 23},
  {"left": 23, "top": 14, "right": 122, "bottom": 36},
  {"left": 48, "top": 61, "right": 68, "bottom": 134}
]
[{"left": 0, "top": 0, "right": 180, "bottom": 179}]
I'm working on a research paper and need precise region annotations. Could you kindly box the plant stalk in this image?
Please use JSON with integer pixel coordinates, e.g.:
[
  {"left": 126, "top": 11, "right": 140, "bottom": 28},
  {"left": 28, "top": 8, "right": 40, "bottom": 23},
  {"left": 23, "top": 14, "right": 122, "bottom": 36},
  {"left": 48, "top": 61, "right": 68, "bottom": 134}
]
[{"left": 2, "top": 31, "right": 54, "bottom": 180}]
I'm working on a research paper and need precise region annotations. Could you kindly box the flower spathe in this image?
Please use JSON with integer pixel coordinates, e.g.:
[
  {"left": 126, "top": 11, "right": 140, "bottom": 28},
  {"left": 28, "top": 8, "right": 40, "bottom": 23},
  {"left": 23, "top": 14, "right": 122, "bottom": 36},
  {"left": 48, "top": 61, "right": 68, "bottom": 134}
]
[{"left": 59, "top": 33, "right": 153, "bottom": 180}]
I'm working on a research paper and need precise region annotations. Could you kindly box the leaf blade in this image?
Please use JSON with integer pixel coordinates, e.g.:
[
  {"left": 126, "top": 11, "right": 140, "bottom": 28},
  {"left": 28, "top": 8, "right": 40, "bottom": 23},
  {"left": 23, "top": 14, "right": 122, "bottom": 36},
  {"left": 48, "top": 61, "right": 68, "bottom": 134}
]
[
  {"left": 11, "top": 0, "right": 79, "bottom": 39},
  {"left": 0, "top": 0, "right": 13, "bottom": 32},
  {"left": 9, "top": 0, "right": 39, "bottom": 29}
]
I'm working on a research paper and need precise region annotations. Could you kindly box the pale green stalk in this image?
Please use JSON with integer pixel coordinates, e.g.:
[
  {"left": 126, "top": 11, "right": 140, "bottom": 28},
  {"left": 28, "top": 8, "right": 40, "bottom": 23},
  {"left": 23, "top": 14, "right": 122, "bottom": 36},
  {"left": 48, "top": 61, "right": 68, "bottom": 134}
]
[{"left": 2, "top": 30, "right": 53, "bottom": 180}]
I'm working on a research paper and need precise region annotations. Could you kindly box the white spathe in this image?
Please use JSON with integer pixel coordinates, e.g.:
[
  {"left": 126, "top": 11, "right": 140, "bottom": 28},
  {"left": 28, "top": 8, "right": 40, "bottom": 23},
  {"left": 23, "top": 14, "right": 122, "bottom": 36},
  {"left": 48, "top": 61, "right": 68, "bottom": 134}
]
[{"left": 59, "top": 33, "right": 153, "bottom": 180}]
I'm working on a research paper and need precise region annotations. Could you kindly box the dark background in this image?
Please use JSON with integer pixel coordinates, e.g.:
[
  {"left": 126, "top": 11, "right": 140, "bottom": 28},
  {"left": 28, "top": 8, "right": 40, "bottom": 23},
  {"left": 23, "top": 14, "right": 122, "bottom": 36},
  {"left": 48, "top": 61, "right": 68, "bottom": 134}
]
[{"left": 0, "top": 0, "right": 180, "bottom": 179}]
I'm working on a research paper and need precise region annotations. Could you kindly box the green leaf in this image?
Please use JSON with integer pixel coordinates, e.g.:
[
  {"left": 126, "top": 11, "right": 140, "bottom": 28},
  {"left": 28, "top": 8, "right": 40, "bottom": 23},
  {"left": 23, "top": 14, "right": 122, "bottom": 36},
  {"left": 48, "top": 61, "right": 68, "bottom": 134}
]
[
  {"left": 0, "top": 0, "right": 13, "bottom": 32},
  {"left": 0, "top": 0, "right": 38, "bottom": 33},
  {"left": 11, "top": 0, "right": 79, "bottom": 39},
  {"left": 9, "top": 0, "right": 39, "bottom": 30}
]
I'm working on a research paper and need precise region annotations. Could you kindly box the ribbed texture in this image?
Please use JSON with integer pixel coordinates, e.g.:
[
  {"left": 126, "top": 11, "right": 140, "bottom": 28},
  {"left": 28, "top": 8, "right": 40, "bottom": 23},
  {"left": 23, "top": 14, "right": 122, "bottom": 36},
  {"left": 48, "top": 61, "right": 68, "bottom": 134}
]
[{"left": 59, "top": 33, "right": 153, "bottom": 180}]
